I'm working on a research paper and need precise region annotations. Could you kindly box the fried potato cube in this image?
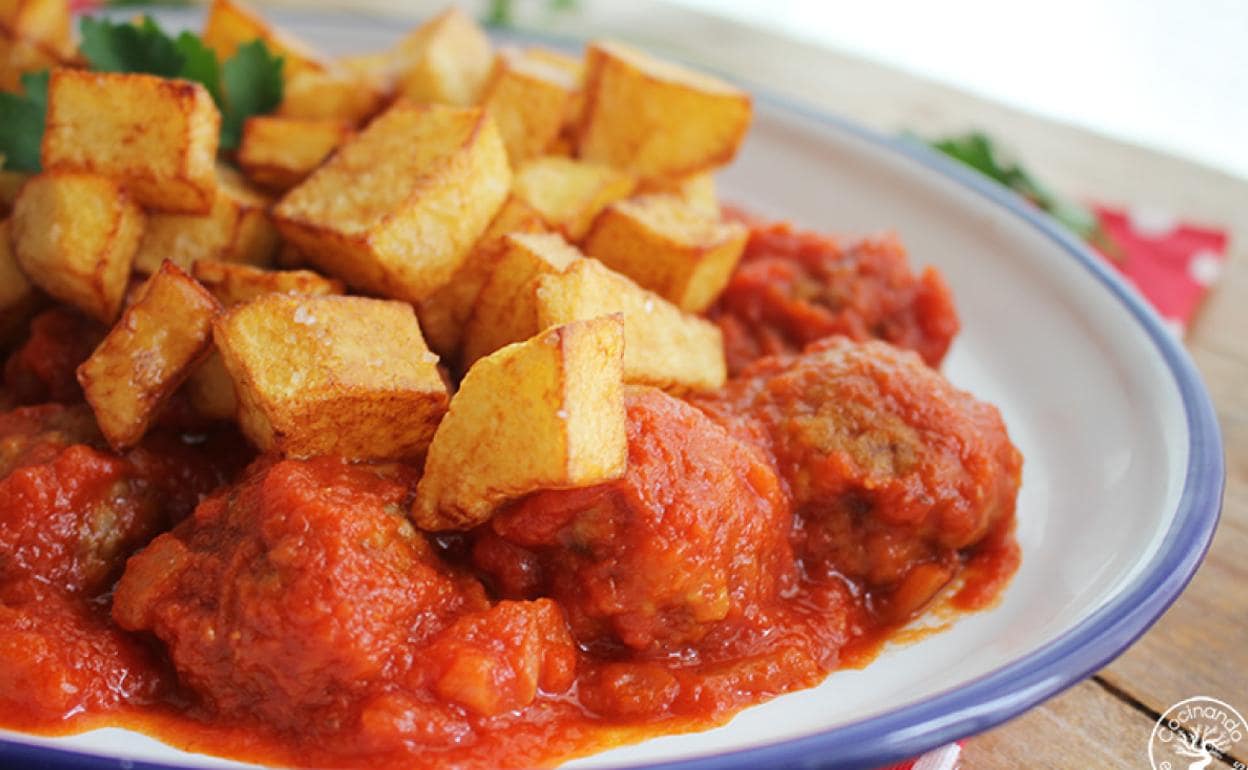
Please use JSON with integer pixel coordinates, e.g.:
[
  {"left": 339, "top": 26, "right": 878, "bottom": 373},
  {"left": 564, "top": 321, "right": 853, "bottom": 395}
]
[
  {"left": 412, "top": 314, "right": 626, "bottom": 531},
  {"left": 536, "top": 258, "right": 725, "bottom": 393},
  {"left": 482, "top": 48, "right": 577, "bottom": 164},
  {"left": 42, "top": 70, "right": 220, "bottom": 214},
  {"left": 272, "top": 102, "right": 510, "bottom": 304},
  {"left": 278, "top": 68, "right": 384, "bottom": 126},
  {"left": 185, "top": 350, "right": 236, "bottom": 422},
  {"left": 202, "top": 0, "right": 327, "bottom": 83},
  {"left": 0, "top": 0, "right": 74, "bottom": 59},
  {"left": 578, "top": 41, "right": 751, "bottom": 181},
  {"left": 0, "top": 28, "right": 60, "bottom": 92},
  {"left": 417, "top": 195, "right": 546, "bottom": 358},
  {"left": 460, "top": 232, "right": 582, "bottom": 369},
  {"left": 583, "top": 193, "right": 746, "bottom": 313},
  {"left": 393, "top": 7, "right": 493, "bottom": 107},
  {"left": 337, "top": 50, "right": 399, "bottom": 93},
  {"left": 214, "top": 294, "right": 448, "bottom": 460},
  {"left": 10, "top": 171, "right": 143, "bottom": 322},
  {"left": 238, "top": 116, "right": 351, "bottom": 192},
  {"left": 133, "top": 166, "right": 278, "bottom": 274},
  {"left": 522, "top": 46, "right": 584, "bottom": 133},
  {"left": 77, "top": 261, "right": 220, "bottom": 449},
  {"left": 0, "top": 164, "right": 27, "bottom": 216},
  {"left": 184, "top": 260, "right": 342, "bottom": 421},
  {"left": 512, "top": 156, "right": 635, "bottom": 241},
  {"left": 192, "top": 260, "right": 343, "bottom": 307},
  {"left": 0, "top": 218, "right": 41, "bottom": 342},
  {"left": 637, "top": 171, "right": 718, "bottom": 216}
]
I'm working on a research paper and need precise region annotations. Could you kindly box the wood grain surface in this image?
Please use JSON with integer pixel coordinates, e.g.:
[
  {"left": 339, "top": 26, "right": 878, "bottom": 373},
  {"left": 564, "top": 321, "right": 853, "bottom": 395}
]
[{"left": 267, "top": 2, "right": 1248, "bottom": 765}]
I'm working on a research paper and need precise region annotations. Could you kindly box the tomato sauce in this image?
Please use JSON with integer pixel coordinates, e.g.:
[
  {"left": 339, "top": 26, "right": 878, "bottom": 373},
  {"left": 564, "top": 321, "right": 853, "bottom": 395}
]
[
  {"left": 0, "top": 219, "right": 1020, "bottom": 769},
  {"left": 711, "top": 214, "right": 961, "bottom": 375}
]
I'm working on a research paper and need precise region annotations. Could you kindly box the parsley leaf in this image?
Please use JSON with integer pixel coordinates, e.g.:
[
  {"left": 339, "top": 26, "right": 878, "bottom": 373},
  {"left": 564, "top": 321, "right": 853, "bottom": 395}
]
[
  {"left": 0, "top": 71, "right": 50, "bottom": 172},
  {"left": 174, "top": 31, "right": 222, "bottom": 103},
  {"left": 80, "top": 16, "right": 184, "bottom": 77},
  {"left": 927, "top": 131, "right": 1121, "bottom": 258},
  {"left": 76, "top": 15, "right": 283, "bottom": 152},
  {"left": 219, "top": 40, "right": 284, "bottom": 151}
]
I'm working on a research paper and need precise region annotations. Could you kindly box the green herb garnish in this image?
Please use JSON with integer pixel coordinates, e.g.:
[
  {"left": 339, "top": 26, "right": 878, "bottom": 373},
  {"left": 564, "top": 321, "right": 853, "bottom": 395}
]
[
  {"left": 926, "top": 131, "right": 1120, "bottom": 257},
  {"left": 0, "top": 14, "right": 284, "bottom": 170},
  {"left": 0, "top": 71, "right": 49, "bottom": 173}
]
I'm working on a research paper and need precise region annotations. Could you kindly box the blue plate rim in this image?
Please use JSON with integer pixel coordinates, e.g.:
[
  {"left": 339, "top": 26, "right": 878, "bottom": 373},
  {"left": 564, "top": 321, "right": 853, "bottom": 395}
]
[{"left": 0, "top": 12, "right": 1226, "bottom": 770}]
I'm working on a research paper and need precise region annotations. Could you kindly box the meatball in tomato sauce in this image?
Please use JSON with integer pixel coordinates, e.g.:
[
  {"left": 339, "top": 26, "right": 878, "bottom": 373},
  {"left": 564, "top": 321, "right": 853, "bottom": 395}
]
[
  {"left": 0, "top": 404, "right": 239, "bottom": 595},
  {"left": 113, "top": 457, "right": 491, "bottom": 731},
  {"left": 476, "top": 387, "right": 795, "bottom": 654},
  {"left": 696, "top": 337, "right": 1021, "bottom": 621}
]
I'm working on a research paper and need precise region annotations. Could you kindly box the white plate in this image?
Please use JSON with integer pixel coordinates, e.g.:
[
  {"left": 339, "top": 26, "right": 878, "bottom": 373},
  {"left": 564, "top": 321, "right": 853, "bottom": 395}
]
[{"left": 0, "top": 9, "right": 1223, "bottom": 770}]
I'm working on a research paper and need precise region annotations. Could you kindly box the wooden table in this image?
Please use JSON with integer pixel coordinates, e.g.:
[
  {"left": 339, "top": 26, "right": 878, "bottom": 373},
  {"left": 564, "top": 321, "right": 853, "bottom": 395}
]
[{"left": 274, "top": 1, "right": 1248, "bottom": 764}]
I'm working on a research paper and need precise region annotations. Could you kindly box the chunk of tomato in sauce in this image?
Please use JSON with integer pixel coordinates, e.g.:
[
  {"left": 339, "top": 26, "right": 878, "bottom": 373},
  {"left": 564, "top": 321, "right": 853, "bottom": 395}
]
[
  {"left": 710, "top": 217, "right": 959, "bottom": 375},
  {"left": 0, "top": 579, "right": 164, "bottom": 725},
  {"left": 3, "top": 309, "right": 104, "bottom": 406}
]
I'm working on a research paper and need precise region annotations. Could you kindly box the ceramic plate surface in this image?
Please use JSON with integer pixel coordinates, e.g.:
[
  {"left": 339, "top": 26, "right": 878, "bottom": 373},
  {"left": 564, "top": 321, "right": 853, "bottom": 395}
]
[{"left": 0, "top": 8, "right": 1224, "bottom": 770}]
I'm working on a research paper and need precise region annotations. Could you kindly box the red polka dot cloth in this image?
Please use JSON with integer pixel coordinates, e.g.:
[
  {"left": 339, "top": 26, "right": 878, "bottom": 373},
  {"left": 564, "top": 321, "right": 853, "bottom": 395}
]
[{"left": 1094, "top": 205, "right": 1228, "bottom": 336}]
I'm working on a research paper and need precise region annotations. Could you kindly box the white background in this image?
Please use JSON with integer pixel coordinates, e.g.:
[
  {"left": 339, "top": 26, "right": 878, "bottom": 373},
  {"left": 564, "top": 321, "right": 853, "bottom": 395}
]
[{"left": 665, "top": 0, "right": 1248, "bottom": 181}]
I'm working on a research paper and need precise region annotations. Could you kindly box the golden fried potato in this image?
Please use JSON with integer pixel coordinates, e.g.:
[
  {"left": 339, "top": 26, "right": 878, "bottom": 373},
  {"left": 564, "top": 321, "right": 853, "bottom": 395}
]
[
  {"left": 77, "top": 261, "right": 220, "bottom": 449},
  {"left": 637, "top": 171, "right": 718, "bottom": 216},
  {"left": 0, "top": 164, "right": 27, "bottom": 216},
  {"left": 417, "top": 195, "right": 547, "bottom": 358},
  {"left": 10, "top": 171, "right": 143, "bottom": 323},
  {"left": 0, "top": 218, "right": 41, "bottom": 343},
  {"left": 583, "top": 193, "right": 746, "bottom": 313},
  {"left": 183, "top": 260, "right": 343, "bottom": 421},
  {"left": 460, "top": 232, "right": 582, "bottom": 369},
  {"left": 278, "top": 67, "right": 384, "bottom": 126},
  {"left": 0, "top": 28, "right": 59, "bottom": 92},
  {"left": 413, "top": 314, "right": 627, "bottom": 531},
  {"left": 192, "top": 260, "right": 343, "bottom": 307},
  {"left": 523, "top": 46, "right": 584, "bottom": 133},
  {"left": 0, "top": 0, "right": 74, "bottom": 60},
  {"left": 133, "top": 165, "right": 278, "bottom": 274},
  {"left": 184, "top": 350, "right": 236, "bottom": 422},
  {"left": 536, "top": 258, "right": 725, "bottom": 392},
  {"left": 393, "top": 7, "right": 493, "bottom": 106},
  {"left": 42, "top": 70, "right": 220, "bottom": 214},
  {"left": 273, "top": 102, "right": 509, "bottom": 304},
  {"left": 578, "top": 41, "right": 751, "bottom": 181},
  {"left": 337, "top": 50, "right": 398, "bottom": 93},
  {"left": 237, "top": 115, "right": 351, "bottom": 192},
  {"left": 202, "top": 0, "right": 327, "bottom": 83},
  {"left": 511, "top": 155, "right": 635, "bottom": 241},
  {"left": 481, "top": 47, "right": 577, "bottom": 164},
  {"left": 214, "top": 294, "right": 448, "bottom": 460}
]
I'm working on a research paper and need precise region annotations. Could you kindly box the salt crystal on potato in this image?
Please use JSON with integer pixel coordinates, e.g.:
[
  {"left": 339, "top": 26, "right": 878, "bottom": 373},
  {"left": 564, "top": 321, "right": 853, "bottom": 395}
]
[{"left": 214, "top": 294, "right": 448, "bottom": 461}]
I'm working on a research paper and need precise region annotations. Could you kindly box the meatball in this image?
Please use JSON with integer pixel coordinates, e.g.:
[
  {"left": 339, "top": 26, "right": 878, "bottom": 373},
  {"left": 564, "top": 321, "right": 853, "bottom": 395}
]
[
  {"left": 710, "top": 218, "right": 959, "bottom": 375},
  {"left": 0, "top": 579, "right": 163, "bottom": 723},
  {"left": 0, "top": 404, "right": 237, "bottom": 595},
  {"left": 477, "top": 387, "right": 794, "bottom": 654},
  {"left": 113, "top": 456, "right": 490, "bottom": 731},
  {"left": 696, "top": 338, "right": 1021, "bottom": 620}
]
